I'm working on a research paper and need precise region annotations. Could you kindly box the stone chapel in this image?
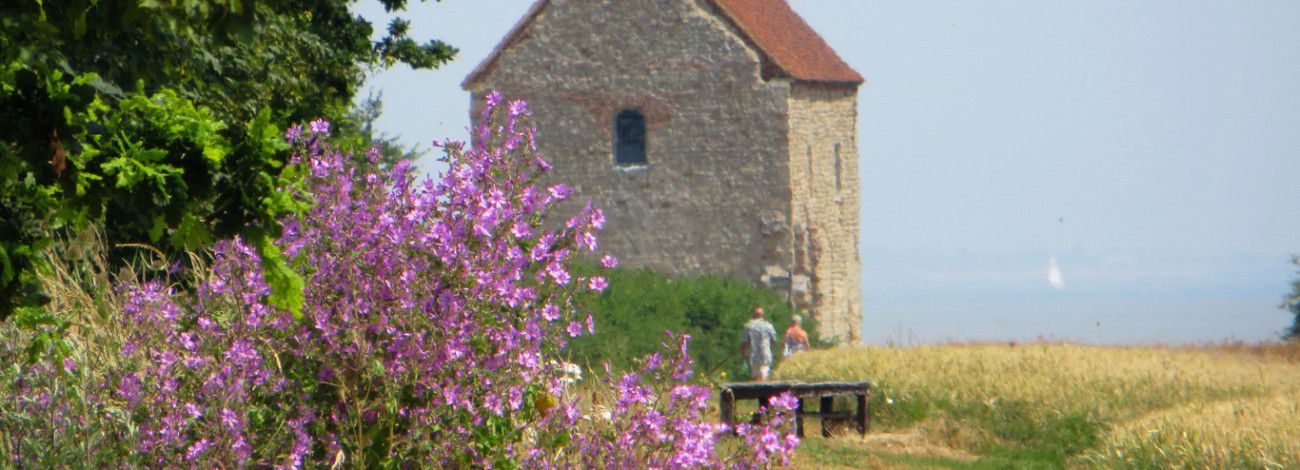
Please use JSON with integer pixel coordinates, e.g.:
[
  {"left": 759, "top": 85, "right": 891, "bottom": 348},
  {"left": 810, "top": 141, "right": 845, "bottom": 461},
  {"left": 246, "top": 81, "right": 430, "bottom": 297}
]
[{"left": 463, "top": 0, "right": 864, "bottom": 342}]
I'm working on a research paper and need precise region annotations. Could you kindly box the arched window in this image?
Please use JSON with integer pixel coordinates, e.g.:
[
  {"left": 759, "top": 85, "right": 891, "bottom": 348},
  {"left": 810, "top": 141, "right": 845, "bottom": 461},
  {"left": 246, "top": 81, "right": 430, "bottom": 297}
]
[{"left": 614, "top": 109, "right": 647, "bottom": 166}]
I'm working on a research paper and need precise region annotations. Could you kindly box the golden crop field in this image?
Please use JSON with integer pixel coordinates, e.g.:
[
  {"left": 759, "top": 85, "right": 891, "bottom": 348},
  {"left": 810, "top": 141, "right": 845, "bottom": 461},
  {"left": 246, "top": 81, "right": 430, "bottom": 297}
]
[{"left": 775, "top": 343, "right": 1300, "bottom": 469}]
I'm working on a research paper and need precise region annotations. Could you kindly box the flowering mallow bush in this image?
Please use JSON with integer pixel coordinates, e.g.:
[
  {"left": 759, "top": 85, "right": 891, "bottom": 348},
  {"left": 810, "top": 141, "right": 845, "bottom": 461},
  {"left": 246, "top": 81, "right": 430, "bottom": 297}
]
[
  {"left": 530, "top": 332, "right": 801, "bottom": 469},
  {"left": 2, "top": 94, "right": 798, "bottom": 467}
]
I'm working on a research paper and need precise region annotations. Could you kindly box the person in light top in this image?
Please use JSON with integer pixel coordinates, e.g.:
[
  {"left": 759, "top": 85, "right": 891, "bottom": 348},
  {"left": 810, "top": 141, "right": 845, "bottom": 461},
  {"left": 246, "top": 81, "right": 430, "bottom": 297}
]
[
  {"left": 740, "top": 307, "right": 778, "bottom": 382},
  {"left": 783, "top": 314, "right": 810, "bottom": 358}
]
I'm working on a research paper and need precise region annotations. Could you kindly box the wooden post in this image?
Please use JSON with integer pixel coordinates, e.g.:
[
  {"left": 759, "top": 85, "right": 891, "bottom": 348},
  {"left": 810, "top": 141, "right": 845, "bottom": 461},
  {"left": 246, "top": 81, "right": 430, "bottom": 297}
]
[
  {"left": 754, "top": 394, "right": 771, "bottom": 424},
  {"left": 820, "top": 396, "right": 834, "bottom": 438},
  {"left": 795, "top": 397, "right": 805, "bottom": 438},
  {"left": 720, "top": 389, "right": 734, "bottom": 429},
  {"left": 855, "top": 393, "right": 869, "bottom": 436}
]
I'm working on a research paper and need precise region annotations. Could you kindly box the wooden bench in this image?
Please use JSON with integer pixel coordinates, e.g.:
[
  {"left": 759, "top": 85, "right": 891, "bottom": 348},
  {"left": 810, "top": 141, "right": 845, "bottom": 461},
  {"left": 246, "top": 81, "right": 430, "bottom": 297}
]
[{"left": 718, "top": 381, "right": 872, "bottom": 437}]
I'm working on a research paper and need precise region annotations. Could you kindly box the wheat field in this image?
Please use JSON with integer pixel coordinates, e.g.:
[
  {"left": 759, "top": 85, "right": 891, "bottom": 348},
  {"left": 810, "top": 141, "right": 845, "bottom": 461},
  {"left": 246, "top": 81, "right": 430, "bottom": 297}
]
[
  {"left": 1081, "top": 394, "right": 1300, "bottom": 469},
  {"left": 776, "top": 343, "right": 1300, "bottom": 468}
]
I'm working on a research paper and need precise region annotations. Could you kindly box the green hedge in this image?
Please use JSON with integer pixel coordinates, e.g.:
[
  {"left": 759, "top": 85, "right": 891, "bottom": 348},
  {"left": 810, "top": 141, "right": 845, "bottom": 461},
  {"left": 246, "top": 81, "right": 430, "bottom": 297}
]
[{"left": 568, "top": 264, "right": 818, "bottom": 381}]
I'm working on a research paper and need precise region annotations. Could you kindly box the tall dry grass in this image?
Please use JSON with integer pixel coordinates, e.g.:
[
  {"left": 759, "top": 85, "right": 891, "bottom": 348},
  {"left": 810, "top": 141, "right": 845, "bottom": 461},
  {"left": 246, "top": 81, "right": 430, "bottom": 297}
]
[
  {"left": 780, "top": 343, "right": 1300, "bottom": 425},
  {"left": 0, "top": 232, "right": 199, "bottom": 464},
  {"left": 1081, "top": 394, "right": 1300, "bottom": 469},
  {"left": 776, "top": 343, "right": 1300, "bottom": 465},
  {"left": 1, "top": 231, "right": 191, "bottom": 371}
]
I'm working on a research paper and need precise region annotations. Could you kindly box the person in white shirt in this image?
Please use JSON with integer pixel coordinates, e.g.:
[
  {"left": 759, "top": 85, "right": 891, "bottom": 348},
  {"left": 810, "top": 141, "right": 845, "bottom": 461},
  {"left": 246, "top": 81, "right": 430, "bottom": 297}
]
[{"left": 740, "top": 307, "right": 778, "bottom": 381}]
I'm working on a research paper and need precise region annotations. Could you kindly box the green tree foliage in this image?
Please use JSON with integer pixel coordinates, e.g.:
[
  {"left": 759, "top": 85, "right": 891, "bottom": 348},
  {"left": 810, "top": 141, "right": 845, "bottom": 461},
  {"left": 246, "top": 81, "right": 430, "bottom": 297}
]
[
  {"left": 0, "top": 0, "right": 456, "bottom": 318},
  {"left": 1285, "top": 256, "right": 1299, "bottom": 340},
  {"left": 567, "top": 264, "right": 818, "bottom": 380}
]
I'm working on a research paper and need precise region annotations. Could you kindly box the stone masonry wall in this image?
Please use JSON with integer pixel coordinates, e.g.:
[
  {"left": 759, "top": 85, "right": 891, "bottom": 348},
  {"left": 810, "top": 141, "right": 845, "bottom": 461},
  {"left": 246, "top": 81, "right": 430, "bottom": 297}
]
[
  {"left": 787, "top": 83, "right": 862, "bottom": 343},
  {"left": 467, "top": 0, "right": 863, "bottom": 343},
  {"left": 468, "top": 0, "right": 795, "bottom": 283}
]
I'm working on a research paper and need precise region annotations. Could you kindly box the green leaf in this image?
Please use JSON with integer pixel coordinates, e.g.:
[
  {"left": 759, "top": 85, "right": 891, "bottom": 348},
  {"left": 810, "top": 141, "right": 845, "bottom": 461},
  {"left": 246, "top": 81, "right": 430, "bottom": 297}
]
[
  {"left": 172, "top": 213, "right": 213, "bottom": 250},
  {"left": 149, "top": 215, "right": 166, "bottom": 243},
  {"left": 202, "top": 143, "right": 226, "bottom": 165},
  {"left": 83, "top": 74, "right": 124, "bottom": 98},
  {"left": 0, "top": 245, "right": 11, "bottom": 284},
  {"left": 25, "top": 334, "right": 49, "bottom": 363},
  {"left": 73, "top": 14, "right": 87, "bottom": 39},
  {"left": 13, "top": 307, "right": 54, "bottom": 329},
  {"left": 252, "top": 231, "right": 305, "bottom": 320}
]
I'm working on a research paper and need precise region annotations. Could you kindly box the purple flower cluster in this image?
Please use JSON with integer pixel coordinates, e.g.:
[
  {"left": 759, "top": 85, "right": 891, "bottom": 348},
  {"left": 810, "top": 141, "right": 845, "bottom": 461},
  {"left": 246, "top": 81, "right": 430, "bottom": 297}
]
[
  {"left": 529, "top": 333, "right": 801, "bottom": 469},
  {"left": 732, "top": 392, "right": 802, "bottom": 469},
  {"left": 4, "top": 93, "right": 800, "bottom": 467},
  {"left": 138, "top": 94, "right": 608, "bottom": 466}
]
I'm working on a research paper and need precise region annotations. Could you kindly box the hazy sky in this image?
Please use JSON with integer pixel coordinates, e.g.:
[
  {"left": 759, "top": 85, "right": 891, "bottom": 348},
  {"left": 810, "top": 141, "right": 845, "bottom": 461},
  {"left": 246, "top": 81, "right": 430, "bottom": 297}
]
[{"left": 354, "top": 0, "right": 1300, "bottom": 344}]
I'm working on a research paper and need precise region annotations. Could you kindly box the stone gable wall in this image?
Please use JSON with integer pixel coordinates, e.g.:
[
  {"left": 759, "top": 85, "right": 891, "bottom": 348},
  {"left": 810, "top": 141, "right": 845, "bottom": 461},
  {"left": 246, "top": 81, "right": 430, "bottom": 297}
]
[
  {"left": 468, "top": 0, "right": 794, "bottom": 282},
  {"left": 467, "top": 0, "right": 862, "bottom": 343},
  {"left": 787, "top": 83, "right": 862, "bottom": 342}
]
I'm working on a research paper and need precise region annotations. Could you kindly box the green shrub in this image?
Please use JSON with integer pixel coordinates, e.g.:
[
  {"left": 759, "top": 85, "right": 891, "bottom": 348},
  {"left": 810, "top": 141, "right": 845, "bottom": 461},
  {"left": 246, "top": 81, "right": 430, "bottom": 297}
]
[
  {"left": 567, "top": 263, "right": 817, "bottom": 381},
  {"left": 0, "top": 0, "right": 454, "bottom": 319}
]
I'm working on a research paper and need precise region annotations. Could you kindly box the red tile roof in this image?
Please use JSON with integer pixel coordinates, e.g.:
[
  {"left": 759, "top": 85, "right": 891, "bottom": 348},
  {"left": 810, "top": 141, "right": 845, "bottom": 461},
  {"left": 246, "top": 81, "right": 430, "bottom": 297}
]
[
  {"left": 463, "top": 0, "right": 864, "bottom": 88},
  {"left": 710, "top": 0, "right": 864, "bottom": 85}
]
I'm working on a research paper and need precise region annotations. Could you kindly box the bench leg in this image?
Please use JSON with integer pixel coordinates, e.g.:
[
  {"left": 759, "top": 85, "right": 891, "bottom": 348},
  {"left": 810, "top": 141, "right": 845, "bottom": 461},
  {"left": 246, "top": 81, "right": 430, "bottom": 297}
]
[
  {"left": 856, "top": 393, "right": 869, "bottom": 436},
  {"left": 795, "top": 398, "right": 805, "bottom": 438},
  {"left": 720, "top": 392, "right": 734, "bottom": 431},
  {"left": 751, "top": 395, "right": 773, "bottom": 424},
  {"left": 820, "top": 396, "right": 834, "bottom": 438}
]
